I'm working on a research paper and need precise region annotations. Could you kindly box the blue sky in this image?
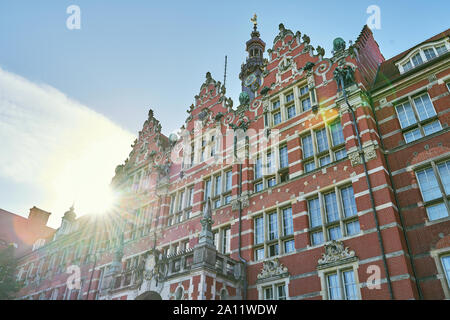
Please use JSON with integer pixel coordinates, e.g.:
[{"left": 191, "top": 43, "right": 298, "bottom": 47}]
[{"left": 0, "top": 0, "right": 449, "bottom": 227}]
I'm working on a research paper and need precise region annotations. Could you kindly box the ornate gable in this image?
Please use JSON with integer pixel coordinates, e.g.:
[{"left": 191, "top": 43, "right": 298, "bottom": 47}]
[
  {"left": 317, "top": 240, "right": 357, "bottom": 269},
  {"left": 257, "top": 258, "right": 289, "bottom": 282}
]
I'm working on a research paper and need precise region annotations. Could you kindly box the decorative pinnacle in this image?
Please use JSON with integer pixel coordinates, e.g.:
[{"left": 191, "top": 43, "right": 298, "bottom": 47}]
[{"left": 251, "top": 13, "right": 257, "bottom": 31}]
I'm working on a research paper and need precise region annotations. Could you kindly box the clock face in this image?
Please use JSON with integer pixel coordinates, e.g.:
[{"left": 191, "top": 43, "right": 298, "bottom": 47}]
[{"left": 244, "top": 73, "right": 257, "bottom": 87}]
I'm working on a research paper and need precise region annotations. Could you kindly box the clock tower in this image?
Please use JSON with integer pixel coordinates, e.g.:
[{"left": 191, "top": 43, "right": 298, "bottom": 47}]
[{"left": 239, "top": 14, "right": 266, "bottom": 103}]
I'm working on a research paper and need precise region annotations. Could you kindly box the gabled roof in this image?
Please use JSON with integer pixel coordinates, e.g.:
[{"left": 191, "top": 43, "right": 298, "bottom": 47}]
[{"left": 371, "top": 28, "right": 450, "bottom": 91}]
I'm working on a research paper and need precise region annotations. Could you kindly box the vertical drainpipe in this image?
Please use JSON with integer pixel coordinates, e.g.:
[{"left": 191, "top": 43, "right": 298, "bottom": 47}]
[
  {"left": 367, "top": 94, "right": 423, "bottom": 299},
  {"left": 235, "top": 135, "right": 248, "bottom": 300},
  {"left": 339, "top": 76, "right": 394, "bottom": 299}
]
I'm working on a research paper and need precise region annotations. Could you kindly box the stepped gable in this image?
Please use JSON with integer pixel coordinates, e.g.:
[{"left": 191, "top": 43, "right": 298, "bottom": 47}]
[{"left": 112, "top": 109, "right": 171, "bottom": 186}]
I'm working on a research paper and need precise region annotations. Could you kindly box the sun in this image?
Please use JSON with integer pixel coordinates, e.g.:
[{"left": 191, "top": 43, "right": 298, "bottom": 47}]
[{"left": 81, "top": 186, "right": 117, "bottom": 215}]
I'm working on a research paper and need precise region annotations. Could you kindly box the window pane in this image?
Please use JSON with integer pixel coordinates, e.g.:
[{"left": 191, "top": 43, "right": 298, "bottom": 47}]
[
  {"left": 403, "top": 61, "right": 412, "bottom": 72},
  {"left": 328, "top": 226, "right": 342, "bottom": 240},
  {"left": 273, "top": 112, "right": 281, "bottom": 125},
  {"left": 335, "top": 148, "right": 347, "bottom": 160},
  {"left": 305, "top": 161, "right": 316, "bottom": 173},
  {"left": 287, "top": 105, "right": 296, "bottom": 119},
  {"left": 302, "top": 97, "right": 311, "bottom": 111},
  {"left": 436, "top": 45, "right": 448, "bottom": 55},
  {"left": 441, "top": 256, "right": 450, "bottom": 289},
  {"left": 411, "top": 53, "right": 423, "bottom": 66},
  {"left": 268, "top": 244, "right": 279, "bottom": 257},
  {"left": 214, "top": 175, "right": 221, "bottom": 196},
  {"left": 284, "top": 240, "right": 295, "bottom": 253},
  {"left": 341, "top": 186, "right": 357, "bottom": 217},
  {"left": 225, "top": 171, "right": 232, "bottom": 192},
  {"left": 312, "top": 231, "right": 324, "bottom": 245},
  {"left": 308, "top": 198, "right": 322, "bottom": 227},
  {"left": 413, "top": 94, "right": 436, "bottom": 121},
  {"left": 423, "top": 120, "right": 442, "bottom": 136},
  {"left": 299, "top": 86, "right": 309, "bottom": 96},
  {"left": 204, "top": 180, "right": 211, "bottom": 200},
  {"left": 224, "top": 195, "right": 232, "bottom": 205},
  {"left": 302, "top": 135, "right": 314, "bottom": 158},
  {"left": 272, "top": 100, "right": 280, "bottom": 110},
  {"left": 283, "top": 207, "right": 294, "bottom": 236},
  {"left": 423, "top": 48, "right": 436, "bottom": 60},
  {"left": 437, "top": 161, "right": 450, "bottom": 195},
  {"left": 255, "top": 182, "right": 263, "bottom": 192},
  {"left": 255, "top": 157, "right": 262, "bottom": 179},
  {"left": 267, "top": 152, "right": 275, "bottom": 174},
  {"left": 315, "top": 128, "right": 329, "bottom": 153},
  {"left": 396, "top": 102, "right": 417, "bottom": 128},
  {"left": 268, "top": 213, "right": 278, "bottom": 240},
  {"left": 267, "top": 177, "right": 276, "bottom": 188},
  {"left": 277, "top": 285, "right": 286, "bottom": 300},
  {"left": 330, "top": 121, "right": 345, "bottom": 146},
  {"left": 327, "top": 273, "right": 341, "bottom": 300},
  {"left": 416, "top": 168, "right": 441, "bottom": 201},
  {"left": 320, "top": 155, "right": 331, "bottom": 167},
  {"left": 255, "top": 217, "right": 264, "bottom": 244},
  {"left": 286, "top": 93, "right": 294, "bottom": 103},
  {"left": 346, "top": 220, "right": 360, "bottom": 236},
  {"left": 404, "top": 128, "right": 423, "bottom": 143},
  {"left": 222, "top": 228, "right": 231, "bottom": 254},
  {"left": 255, "top": 248, "right": 265, "bottom": 261},
  {"left": 264, "top": 287, "right": 273, "bottom": 300},
  {"left": 343, "top": 270, "right": 358, "bottom": 300},
  {"left": 324, "top": 192, "right": 339, "bottom": 222},
  {"left": 280, "top": 146, "right": 289, "bottom": 168},
  {"left": 426, "top": 203, "right": 448, "bottom": 221}
]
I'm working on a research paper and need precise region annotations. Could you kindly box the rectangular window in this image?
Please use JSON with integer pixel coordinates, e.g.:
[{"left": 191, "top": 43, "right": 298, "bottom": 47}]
[
  {"left": 255, "top": 182, "right": 263, "bottom": 192},
  {"left": 267, "top": 177, "right": 276, "bottom": 188},
  {"left": 255, "top": 157, "right": 262, "bottom": 179},
  {"left": 279, "top": 146, "right": 288, "bottom": 169},
  {"left": 302, "top": 135, "right": 314, "bottom": 158},
  {"left": 335, "top": 148, "right": 347, "bottom": 161},
  {"left": 416, "top": 160, "right": 450, "bottom": 221},
  {"left": 324, "top": 192, "right": 339, "bottom": 222},
  {"left": 411, "top": 53, "right": 423, "bottom": 66},
  {"left": 403, "top": 61, "right": 413, "bottom": 72},
  {"left": 301, "top": 97, "right": 311, "bottom": 112},
  {"left": 341, "top": 186, "right": 357, "bottom": 217},
  {"left": 214, "top": 175, "right": 222, "bottom": 196},
  {"left": 255, "top": 217, "right": 264, "bottom": 244},
  {"left": 282, "top": 207, "right": 293, "bottom": 236},
  {"left": 178, "top": 191, "right": 185, "bottom": 212},
  {"left": 304, "top": 161, "right": 316, "bottom": 173},
  {"left": 273, "top": 112, "right": 281, "bottom": 125},
  {"left": 319, "top": 155, "right": 331, "bottom": 167},
  {"left": 312, "top": 231, "right": 324, "bottom": 245},
  {"left": 225, "top": 171, "right": 232, "bottom": 192},
  {"left": 287, "top": 105, "right": 296, "bottom": 119},
  {"left": 286, "top": 93, "right": 294, "bottom": 103},
  {"left": 264, "top": 287, "right": 273, "bottom": 300},
  {"left": 343, "top": 270, "right": 358, "bottom": 300},
  {"left": 328, "top": 226, "right": 342, "bottom": 240},
  {"left": 436, "top": 45, "right": 448, "bottom": 55},
  {"left": 268, "top": 243, "right": 279, "bottom": 257},
  {"left": 222, "top": 228, "right": 231, "bottom": 254},
  {"left": 327, "top": 273, "right": 342, "bottom": 300},
  {"left": 423, "top": 48, "right": 436, "bottom": 60},
  {"left": 284, "top": 239, "right": 295, "bottom": 253},
  {"left": 346, "top": 220, "right": 360, "bottom": 236},
  {"left": 330, "top": 121, "right": 345, "bottom": 146},
  {"left": 272, "top": 100, "right": 280, "bottom": 110},
  {"left": 396, "top": 93, "right": 440, "bottom": 143},
  {"left": 204, "top": 179, "right": 211, "bottom": 200},
  {"left": 309, "top": 198, "right": 322, "bottom": 228},
  {"left": 277, "top": 285, "right": 287, "bottom": 300},
  {"left": 267, "top": 152, "right": 275, "bottom": 174},
  {"left": 441, "top": 256, "right": 450, "bottom": 288},
  {"left": 268, "top": 213, "right": 278, "bottom": 241},
  {"left": 255, "top": 248, "right": 265, "bottom": 261},
  {"left": 315, "top": 128, "right": 329, "bottom": 153},
  {"left": 188, "top": 187, "right": 194, "bottom": 207}
]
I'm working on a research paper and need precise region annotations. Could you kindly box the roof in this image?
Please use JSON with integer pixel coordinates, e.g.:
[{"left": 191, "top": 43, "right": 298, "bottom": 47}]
[{"left": 371, "top": 28, "right": 450, "bottom": 91}]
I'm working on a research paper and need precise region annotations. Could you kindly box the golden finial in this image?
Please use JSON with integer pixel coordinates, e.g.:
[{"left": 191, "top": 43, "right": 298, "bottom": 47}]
[{"left": 251, "top": 13, "right": 257, "bottom": 28}]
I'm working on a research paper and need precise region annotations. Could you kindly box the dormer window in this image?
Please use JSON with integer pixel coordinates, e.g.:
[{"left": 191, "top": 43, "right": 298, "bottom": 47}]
[{"left": 397, "top": 39, "right": 449, "bottom": 74}]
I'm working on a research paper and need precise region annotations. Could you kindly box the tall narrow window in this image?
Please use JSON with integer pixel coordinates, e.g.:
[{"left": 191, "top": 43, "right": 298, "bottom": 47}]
[
  {"left": 279, "top": 146, "right": 288, "bottom": 169},
  {"left": 282, "top": 207, "right": 293, "bottom": 236},
  {"left": 315, "top": 128, "right": 329, "bottom": 153},
  {"left": 327, "top": 273, "right": 341, "bottom": 300},
  {"left": 225, "top": 171, "right": 232, "bottom": 192},
  {"left": 302, "top": 135, "right": 314, "bottom": 158},
  {"left": 330, "top": 121, "right": 345, "bottom": 146},
  {"left": 204, "top": 179, "right": 211, "bottom": 200},
  {"left": 255, "top": 217, "right": 264, "bottom": 244},
  {"left": 268, "top": 213, "right": 278, "bottom": 240}
]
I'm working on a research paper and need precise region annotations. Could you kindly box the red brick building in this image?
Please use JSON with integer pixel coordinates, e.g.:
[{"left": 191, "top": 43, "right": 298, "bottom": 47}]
[{"left": 11, "top": 21, "right": 450, "bottom": 300}]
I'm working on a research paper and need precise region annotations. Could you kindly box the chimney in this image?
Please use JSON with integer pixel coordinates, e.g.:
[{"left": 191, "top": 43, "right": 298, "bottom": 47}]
[{"left": 28, "top": 206, "right": 51, "bottom": 227}]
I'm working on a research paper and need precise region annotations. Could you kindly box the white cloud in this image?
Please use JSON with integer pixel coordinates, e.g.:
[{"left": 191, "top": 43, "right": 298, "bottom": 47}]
[{"left": 0, "top": 67, "right": 135, "bottom": 228}]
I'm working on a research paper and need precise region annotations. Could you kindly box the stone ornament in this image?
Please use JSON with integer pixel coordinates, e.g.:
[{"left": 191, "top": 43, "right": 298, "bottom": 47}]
[
  {"left": 257, "top": 258, "right": 289, "bottom": 280},
  {"left": 318, "top": 240, "right": 355, "bottom": 266}
]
